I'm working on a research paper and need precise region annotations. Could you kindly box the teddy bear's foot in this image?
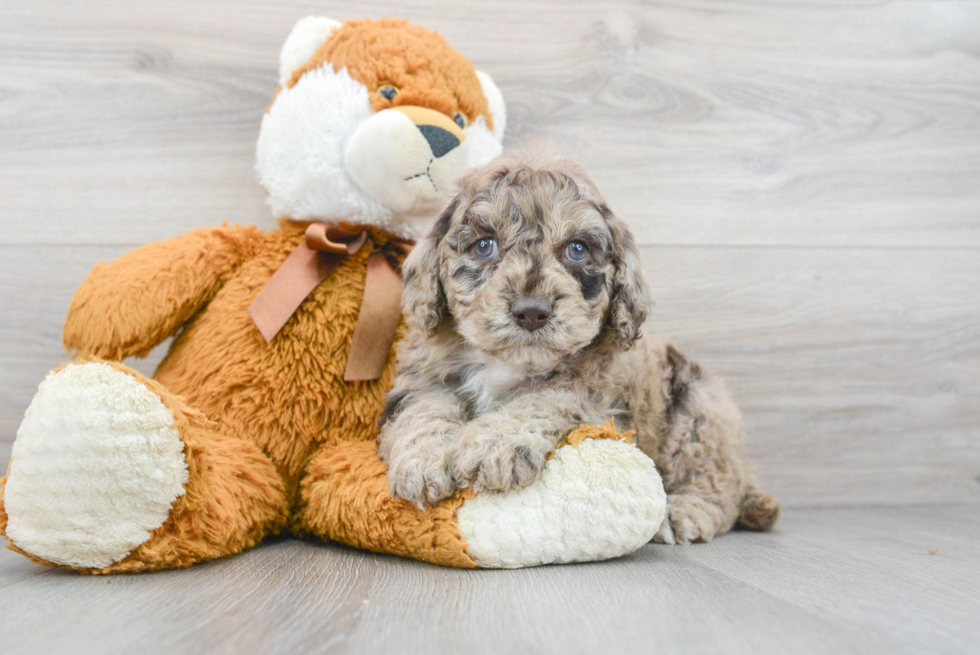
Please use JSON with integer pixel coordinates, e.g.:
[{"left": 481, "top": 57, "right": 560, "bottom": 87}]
[
  {"left": 2, "top": 362, "right": 188, "bottom": 569},
  {"left": 298, "top": 424, "right": 666, "bottom": 568},
  {"left": 1, "top": 361, "right": 290, "bottom": 573},
  {"left": 454, "top": 434, "right": 666, "bottom": 567}
]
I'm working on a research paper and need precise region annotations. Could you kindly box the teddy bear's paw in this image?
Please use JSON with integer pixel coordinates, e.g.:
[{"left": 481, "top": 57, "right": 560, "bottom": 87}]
[
  {"left": 454, "top": 438, "right": 666, "bottom": 568},
  {"left": 3, "top": 362, "right": 188, "bottom": 569}
]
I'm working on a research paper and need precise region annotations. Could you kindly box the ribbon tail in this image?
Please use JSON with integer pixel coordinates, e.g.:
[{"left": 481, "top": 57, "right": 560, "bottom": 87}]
[
  {"left": 344, "top": 251, "right": 404, "bottom": 382},
  {"left": 249, "top": 242, "right": 341, "bottom": 342}
]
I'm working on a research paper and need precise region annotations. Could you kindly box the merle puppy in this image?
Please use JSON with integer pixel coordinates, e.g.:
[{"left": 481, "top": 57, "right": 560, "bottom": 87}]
[{"left": 378, "top": 149, "right": 779, "bottom": 543}]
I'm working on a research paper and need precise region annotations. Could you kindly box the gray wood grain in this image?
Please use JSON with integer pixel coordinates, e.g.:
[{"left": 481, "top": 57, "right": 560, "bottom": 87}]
[
  {"left": 1, "top": 1, "right": 979, "bottom": 248},
  {"left": 1, "top": 505, "right": 978, "bottom": 655}
]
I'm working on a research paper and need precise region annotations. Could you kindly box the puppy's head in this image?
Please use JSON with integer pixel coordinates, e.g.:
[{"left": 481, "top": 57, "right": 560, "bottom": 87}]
[{"left": 401, "top": 148, "right": 650, "bottom": 371}]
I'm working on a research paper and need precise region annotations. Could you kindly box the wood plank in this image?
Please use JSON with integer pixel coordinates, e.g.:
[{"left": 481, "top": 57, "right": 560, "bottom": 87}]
[
  {"left": 1, "top": 244, "right": 977, "bottom": 508},
  {"left": 1, "top": 506, "right": 977, "bottom": 655},
  {"left": 682, "top": 505, "right": 980, "bottom": 655},
  {"left": 1, "top": 1, "right": 978, "bottom": 247},
  {"left": 645, "top": 245, "right": 980, "bottom": 507}
]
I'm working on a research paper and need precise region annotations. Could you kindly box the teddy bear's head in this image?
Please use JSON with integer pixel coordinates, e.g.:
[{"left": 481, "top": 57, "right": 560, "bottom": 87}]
[{"left": 256, "top": 17, "right": 506, "bottom": 240}]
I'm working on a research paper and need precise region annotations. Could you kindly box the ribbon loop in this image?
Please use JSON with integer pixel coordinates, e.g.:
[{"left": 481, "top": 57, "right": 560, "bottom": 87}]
[
  {"left": 305, "top": 223, "right": 369, "bottom": 255},
  {"left": 247, "top": 223, "right": 413, "bottom": 382}
]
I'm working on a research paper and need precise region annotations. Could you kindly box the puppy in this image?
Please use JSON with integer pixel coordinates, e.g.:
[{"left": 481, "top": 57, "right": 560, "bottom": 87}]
[{"left": 378, "top": 149, "right": 779, "bottom": 543}]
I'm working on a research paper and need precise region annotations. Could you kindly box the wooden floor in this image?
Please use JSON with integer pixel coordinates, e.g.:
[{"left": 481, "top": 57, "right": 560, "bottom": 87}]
[
  {"left": 2, "top": 487, "right": 979, "bottom": 655},
  {"left": 1, "top": 0, "right": 979, "bottom": 653}
]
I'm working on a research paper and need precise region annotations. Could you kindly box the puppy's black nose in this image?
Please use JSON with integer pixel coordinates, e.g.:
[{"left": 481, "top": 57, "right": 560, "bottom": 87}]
[
  {"left": 417, "top": 125, "right": 461, "bottom": 158},
  {"left": 511, "top": 297, "right": 552, "bottom": 331}
]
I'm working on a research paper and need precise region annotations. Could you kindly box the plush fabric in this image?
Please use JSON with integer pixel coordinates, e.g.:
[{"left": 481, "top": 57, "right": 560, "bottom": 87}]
[
  {"left": 3, "top": 361, "right": 288, "bottom": 573},
  {"left": 289, "top": 18, "right": 493, "bottom": 127},
  {"left": 298, "top": 440, "right": 478, "bottom": 568},
  {"left": 0, "top": 16, "right": 667, "bottom": 572},
  {"left": 256, "top": 17, "right": 504, "bottom": 240},
  {"left": 3, "top": 362, "right": 189, "bottom": 569},
  {"left": 4, "top": 213, "right": 397, "bottom": 570},
  {"left": 457, "top": 432, "right": 666, "bottom": 568},
  {"left": 64, "top": 221, "right": 398, "bottom": 499}
]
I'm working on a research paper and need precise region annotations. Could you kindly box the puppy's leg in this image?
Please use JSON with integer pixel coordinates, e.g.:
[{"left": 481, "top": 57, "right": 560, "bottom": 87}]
[
  {"left": 450, "top": 389, "right": 592, "bottom": 494},
  {"left": 641, "top": 345, "right": 754, "bottom": 544},
  {"left": 378, "top": 392, "right": 469, "bottom": 507}
]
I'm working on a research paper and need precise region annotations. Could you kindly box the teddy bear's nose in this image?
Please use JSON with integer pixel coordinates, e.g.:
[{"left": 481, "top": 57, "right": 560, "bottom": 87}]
[
  {"left": 511, "top": 297, "right": 552, "bottom": 332},
  {"left": 417, "top": 125, "right": 460, "bottom": 158},
  {"left": 389, "top": 106, "right": 466, "bottom": 159}
]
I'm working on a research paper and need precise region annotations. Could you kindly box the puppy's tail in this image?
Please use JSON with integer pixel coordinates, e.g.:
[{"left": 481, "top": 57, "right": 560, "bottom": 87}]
[{"left": 737, "top": 480, "right": 781, "bottom": 532}]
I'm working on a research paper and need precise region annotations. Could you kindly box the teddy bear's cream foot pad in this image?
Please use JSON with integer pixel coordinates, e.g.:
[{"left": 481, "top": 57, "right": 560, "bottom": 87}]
[
  {"left": 455, "top": 439, "right": 666, "bottom": 568},
  {"left": 3, "top": 362, "right": 188, "bottom": 569}
]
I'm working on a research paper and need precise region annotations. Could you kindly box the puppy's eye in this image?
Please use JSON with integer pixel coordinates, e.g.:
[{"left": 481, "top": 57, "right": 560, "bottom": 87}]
[
  {"left": 454, "top": 112, "right": 467, "bottom": 129},
  {"left": 378, "top": 85, "right": 399, "bottom": 100},
  {"left": 565, "top": 241, "right": 588, "bottom": 263},
  {"left": 473, "top": 238, "right": 499, "bottom": 259}
]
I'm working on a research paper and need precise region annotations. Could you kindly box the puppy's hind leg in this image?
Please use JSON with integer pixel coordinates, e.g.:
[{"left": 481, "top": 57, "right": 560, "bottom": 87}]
[
  {"left": 653, "top": 462, "right": 781, "bottom": 544},
  {"left": 737, "top": 476, "right": 781, "bottom": 532},
  {"left": 654, "top": 493, "right": 736, "bottom": 545},
  {"left": 652, "top": 481, "right": 746, "bottom": 547},
  {"left": 645, "top": 345, "right": 757, "bottom": 544},
  {"left": 654, "top": 479, "right": 781, "bottom": 544}
]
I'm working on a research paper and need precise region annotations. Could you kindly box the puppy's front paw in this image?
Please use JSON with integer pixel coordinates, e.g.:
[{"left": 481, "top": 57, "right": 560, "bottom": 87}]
[
  {"left": 452, "top": 436, "right": 549, "bottom": 495},
  {"left": 385, "top": 443, "right": 456, "bottom": 508}
]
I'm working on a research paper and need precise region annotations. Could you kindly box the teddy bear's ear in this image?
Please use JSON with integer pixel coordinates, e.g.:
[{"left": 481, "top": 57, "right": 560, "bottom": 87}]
[
  {"left": 476, "top": 70, "right": 506, "bottom": 143},
  {"left": 278, "top": 16, "right": 343, "bottom": 87}
]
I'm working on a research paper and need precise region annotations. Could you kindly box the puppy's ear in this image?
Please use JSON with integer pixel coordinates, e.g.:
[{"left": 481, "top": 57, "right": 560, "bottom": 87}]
[
  {"left": 401, "top": 197, "right": 458, "bottom": 336},
  {"left": 601, "top": 205, "right": 650, "bottom": 349}
]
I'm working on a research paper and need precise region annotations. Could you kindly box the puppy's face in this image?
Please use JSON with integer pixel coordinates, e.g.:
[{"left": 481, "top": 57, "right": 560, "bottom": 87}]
[
  {"left": 440, "top": 171, "right": 614, "bottom": 370},
  {"left": 402, "top": 152, "right": 650, "bottom": 372}
]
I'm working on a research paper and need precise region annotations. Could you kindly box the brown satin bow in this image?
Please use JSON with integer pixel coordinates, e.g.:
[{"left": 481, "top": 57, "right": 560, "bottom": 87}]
[{"left": 248, "top": 223, "right": 413, "bottom": 382}]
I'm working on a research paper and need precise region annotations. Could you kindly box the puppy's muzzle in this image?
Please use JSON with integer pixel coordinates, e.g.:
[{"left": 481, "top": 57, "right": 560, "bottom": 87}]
[{"left": 511, "top": 297, "right": 552, "bottom": 332}]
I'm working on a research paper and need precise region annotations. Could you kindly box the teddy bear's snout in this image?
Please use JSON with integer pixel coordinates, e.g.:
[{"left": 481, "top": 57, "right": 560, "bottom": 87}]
[{"left": 343, "top": 104, "right": 471, "bottom": 216}]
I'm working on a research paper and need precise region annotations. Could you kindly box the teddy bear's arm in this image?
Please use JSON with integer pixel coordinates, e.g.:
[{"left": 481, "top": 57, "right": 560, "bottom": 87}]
[{"left": 63, "top": 225, "right": 263, "bottom": 360}]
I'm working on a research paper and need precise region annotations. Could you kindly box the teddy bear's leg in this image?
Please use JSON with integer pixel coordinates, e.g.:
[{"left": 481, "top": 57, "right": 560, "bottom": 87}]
[
  {"left": 0, "top": 361, "right": 288, "bottom": 573},
  {"left": 295, "top": 440, "right": 477, "bottom": 567},
  {"left": 295, "top": 425, "right": 667, "bottom": 569}
]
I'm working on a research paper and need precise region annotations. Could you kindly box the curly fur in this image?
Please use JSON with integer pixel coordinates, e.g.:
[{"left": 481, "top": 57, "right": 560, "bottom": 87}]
[{"left": 379, "top": 149, "right": 779, "bottom": 542}]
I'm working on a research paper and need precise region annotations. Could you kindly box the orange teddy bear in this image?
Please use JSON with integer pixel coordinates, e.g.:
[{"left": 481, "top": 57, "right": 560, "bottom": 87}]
[{"left": 0, "top": 17, "right": 666, "bottom": 572}]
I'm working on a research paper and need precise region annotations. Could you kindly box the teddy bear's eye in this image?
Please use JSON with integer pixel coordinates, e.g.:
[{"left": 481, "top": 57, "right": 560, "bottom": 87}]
[
  {"left": 378, "top": 85, "right": 399, "bottom": 101},
  {"left": 454, "top": 112, "right": 467, "bottom": 129}
]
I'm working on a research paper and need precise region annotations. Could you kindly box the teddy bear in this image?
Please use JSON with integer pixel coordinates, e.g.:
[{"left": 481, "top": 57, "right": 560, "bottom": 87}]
[{"left": 0, "top": 16, "right": 666, "bottom": 572}]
